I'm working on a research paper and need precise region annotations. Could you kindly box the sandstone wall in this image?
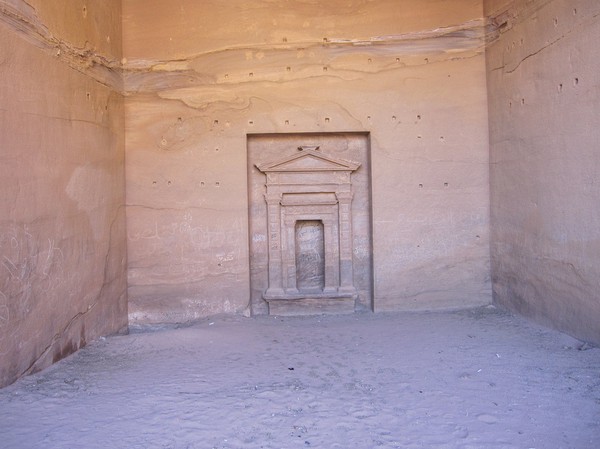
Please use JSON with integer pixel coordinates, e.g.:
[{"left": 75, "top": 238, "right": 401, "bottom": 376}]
[
  {"left": 123, "top": 0, "right": 492, "bottom": 323},
  {"left": 485, "top": 0, "right": 600, "bottom": 343},
  {"left": 0, "top": 0, "right": 127, "bottom": 387}
]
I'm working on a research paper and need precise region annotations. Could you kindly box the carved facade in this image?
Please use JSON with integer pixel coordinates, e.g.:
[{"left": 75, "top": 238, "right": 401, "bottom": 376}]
[
  {"left": 255, "top": 146, "right": 360, "bottom": 314},
  {"left": 248, "top": 135, "right": 373, "bottom": 316}
]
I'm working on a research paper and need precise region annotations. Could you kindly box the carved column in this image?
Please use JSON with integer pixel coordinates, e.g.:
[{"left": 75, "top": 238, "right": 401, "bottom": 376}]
[
  {"left": 283, "top": 216, "right": 298, "bottom": 293},
  {"left": 322, "top": 217, "right": 337, "bottom": 294},
  {"left": 265, "top": 193, "right": 284, "bottom": 296},
  {"left": 336, "top": 190, "right": 355, "bottom": 293}
]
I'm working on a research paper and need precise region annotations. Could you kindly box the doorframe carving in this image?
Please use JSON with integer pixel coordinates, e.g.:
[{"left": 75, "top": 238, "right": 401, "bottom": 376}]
[{"left": 256, "top": 146, "right": 360, "bottom": 306}]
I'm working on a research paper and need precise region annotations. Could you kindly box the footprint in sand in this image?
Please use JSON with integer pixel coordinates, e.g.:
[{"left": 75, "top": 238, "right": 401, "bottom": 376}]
[
  {"left": 452, "top": 426, "right": 469, "bottom": 438},
  {"left": 477, "top": 413, "right": 498, "bottom": 424}
]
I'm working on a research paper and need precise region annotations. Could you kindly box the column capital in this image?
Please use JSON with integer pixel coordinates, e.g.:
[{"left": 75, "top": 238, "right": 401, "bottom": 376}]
[
  {"left": 335, "top": 191, "right": 354, "bottom": 202},
  {"left": 264, "top": 193, "right": 282, "bottom": 205}
]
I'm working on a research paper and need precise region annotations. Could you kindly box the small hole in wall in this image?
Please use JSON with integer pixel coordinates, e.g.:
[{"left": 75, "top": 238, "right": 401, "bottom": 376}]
[
  {"left": 574, "top": 77, "right": 579, "bottom": 86},
  {"left": 417, "top": 114, "right": 421, "bottom": 120},
  {"left": 224, "top": 74, "right": 229, "bottom": 79},
  {"left": 417, "top": 135, "right": 422, "bottom": 139},
  {"left": 509, "top": 101, "right": 512, "bottom": 108},
  {"left": 177, "top": 117, "right": 183, "bottom": 123},
  {"left": 215, "top": 181, "right": 220, "bottom": 187},
  {"left": 444, "top": 182, "right": 449, "bottom": 187},
  {"left": 419, "top": 184, "right": 423, "bottom": 188},
  {"left": 167, "top": 181, "right": 172, "bottom": 186},
  {"left": 367, "top": 115, "right": 371, "bottom": 121},
  {"left": 553, "top": 17, "right": 558, "bottom": 27},
  {"left": 325, "top": 117, "right": 330, "bottom": 123},
  {"left": 86, "top": 92, "right": 90, "bottom": 100},
  {"left": 439, "top": 136, "right": 445, "bottom": 142},
  {"left": 368, "top": 58, "right": 372, "bottom": 63},
  {"left": 249, "top": 72, "right": 254, "bottom": 77},
  {"left": 200, "top": 181, "right": 205, "bottom": 187},
  {"left": 214, "top": 119, "right": 219, "bottom": 125},
  {"left": 286, "top": 66, "right": 291, "bottom": 72},
  {"left": 82, "top": 6, "right": 87, "bottom": 18},
  {"left": 215, "top": 148, "right": 219, "bottom": 152},
  {"left": 424, "top": 58, "right": 429, "bottom": 63},
  {"left": 573, "top": 8, "right": 577, "bottom": 15},
  {"left": 248, "top": 120, "right": 254, "bottom": 126},
  {"left": 323, "top": 66, "right": 328, "bottom": 72},
  {"left": 396, "top": 57, "right": 400, "bottom": 62},
  {"left": 558, "top": 83, "right": 563, "bottom": 92},
  {"left": 392, "top": 115, "right": 396, "bottom": 121},
  {"left": 323, "top": 37, "right": 328, "bottom": 43},
  {"left": 152, "top": 181, "right": 157, "bottom": 185},
  {"left": 285, "top": 120, "right": 289, "bottom": 125},
  {"left": 283, "top": 37, "right": 288, "bottom": 42},
  {"left": 521, "top": 98, "right": 525, "bottom": 105}
]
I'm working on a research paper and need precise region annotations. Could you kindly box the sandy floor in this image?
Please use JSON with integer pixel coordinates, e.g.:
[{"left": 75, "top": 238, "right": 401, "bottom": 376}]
[{"left": 0, "top": 306, "right": 599, "bottom": 449}]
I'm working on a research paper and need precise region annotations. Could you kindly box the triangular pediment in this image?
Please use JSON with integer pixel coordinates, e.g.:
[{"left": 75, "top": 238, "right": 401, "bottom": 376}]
[{"left": 256, "top": 148, "right": 360, "bottom": 173}]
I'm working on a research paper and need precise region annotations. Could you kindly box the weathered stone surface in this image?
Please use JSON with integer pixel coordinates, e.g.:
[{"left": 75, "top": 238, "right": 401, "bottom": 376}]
[
  {"left": 295, "top": 220, "right": 326, "bottom": 292},
  {"left": 123, "top": 0, "right": 492, "bottom": 323},
  {"left": 0, "top": 0, "right": 127, "bottom": 388},
  {"left": 485, "top": 0, "right": 600, "bottom": 344}
]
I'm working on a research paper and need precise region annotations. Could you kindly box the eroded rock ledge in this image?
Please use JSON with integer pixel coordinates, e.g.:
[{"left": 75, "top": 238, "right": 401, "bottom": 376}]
[
  {"left": 0, "top": 0, "right": 122, "bottom": 90},
  {"left": 1, "top": 1, "right": 488, "bottom": 95}
]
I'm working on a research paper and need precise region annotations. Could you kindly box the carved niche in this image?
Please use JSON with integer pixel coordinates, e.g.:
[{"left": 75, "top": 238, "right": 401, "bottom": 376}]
[{"left": 255, "top": 145, "right": 360, "bottom": 314}]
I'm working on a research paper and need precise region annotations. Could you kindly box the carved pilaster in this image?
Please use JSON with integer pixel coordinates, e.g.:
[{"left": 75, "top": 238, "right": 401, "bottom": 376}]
[
  {"left": 336, "top": 190, "right": 355, "bottom": 293},
  {"left": 322, "top": 217, "right": 338, "bottom": 293},
  {"left": 264, "top": 193, "right": 284, "bottom": 296},
  {"left": 283, "top": 217, "right": 299, "bottom": 293}
]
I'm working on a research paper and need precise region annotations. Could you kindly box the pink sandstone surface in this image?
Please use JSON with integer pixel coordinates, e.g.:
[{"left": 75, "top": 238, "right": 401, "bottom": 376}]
[{"left": 1, "top": 0, "right": 599, "bottom": 390}]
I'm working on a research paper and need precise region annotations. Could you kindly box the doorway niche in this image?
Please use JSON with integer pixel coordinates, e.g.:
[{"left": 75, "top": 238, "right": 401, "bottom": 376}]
[{"left": 247, "top": 133, "right": 373, "bottom": 316}]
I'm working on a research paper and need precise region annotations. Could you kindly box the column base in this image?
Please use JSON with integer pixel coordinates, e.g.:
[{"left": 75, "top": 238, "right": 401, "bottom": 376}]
[{"left": 263, "top": 290, "right": 357, "bottom": 316}]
